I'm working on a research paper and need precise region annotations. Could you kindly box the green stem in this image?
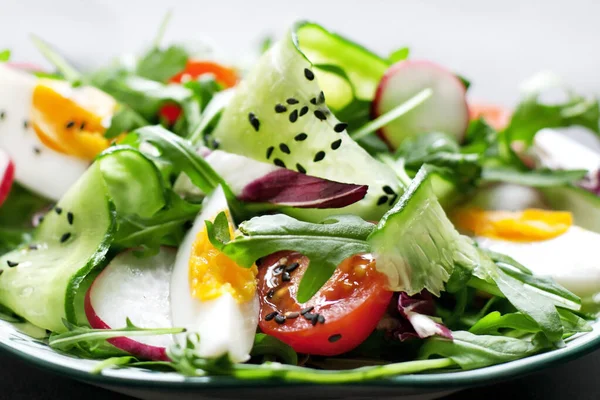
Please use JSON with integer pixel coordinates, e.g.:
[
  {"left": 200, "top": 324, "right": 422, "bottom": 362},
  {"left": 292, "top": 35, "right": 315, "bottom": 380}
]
[
  {"left": 378, "top": 154, "right": 412, "bottom": 186},
  {"left": 154, "top": 10, "right": 173, "bottom": 48},
  {"left": 30, "top": 35, "right": 82, "bottom": 85},
  {"left": 350, "top": 88, "right": 433, "bottom": 141},
  {"left": 229, "top": 357, "right": 456, "bottom": 383}
]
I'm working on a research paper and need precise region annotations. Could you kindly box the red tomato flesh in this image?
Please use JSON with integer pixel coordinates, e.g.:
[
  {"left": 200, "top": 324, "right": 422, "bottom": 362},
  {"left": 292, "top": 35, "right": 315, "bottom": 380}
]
[{"left": 257, "top": 251, "right": 393, "bottom": 356}]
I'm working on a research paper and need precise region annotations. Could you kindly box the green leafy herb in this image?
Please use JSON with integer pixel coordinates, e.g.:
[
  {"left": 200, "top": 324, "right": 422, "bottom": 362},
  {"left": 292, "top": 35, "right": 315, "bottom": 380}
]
[
  {"left": 250, "top": 333, "right": 298, "bottom": 365},
  {"left": 0, "top": 49, "right": 10, "bottom": 62},
  {"left": 136, "top": 45, "right": 188, "bottom": 83},
  {"left": 30, "top": 35, "right": 82, "bottom": 85},
  {"left": 91, "top": 356, "right": 138, "bottom": 374},
  {"left": 208, "top": 213, "right": 374, "bottom": 302},
  {"left": 49, "top": 318, "right": 184, "bottom": 352},
  {"left": 388, "top": 47, "right": 410, "bottom": 63},
  {"left": 104, "top": 106, "right": 149, "bottom": 139},
  {"left": 420, "top": 330, "right": 551, "bottom": 370},
  {"left": 470, "top": 310, "right": 591, "bottom": 336},
  {"left": 481, "top": 166, "right": 587, "bottom": 187}
]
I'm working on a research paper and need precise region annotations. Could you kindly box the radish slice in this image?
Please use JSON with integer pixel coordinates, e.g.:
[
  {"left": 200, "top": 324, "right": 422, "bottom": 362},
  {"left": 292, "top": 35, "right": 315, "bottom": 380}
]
[
  {"left": 373, "top": 60, "right": 469, "bottom": 150},
  {"left": 85, "top": 248, "right": 176, "bottom": 361},
  {"left": 0, "top": 148, "right": 15, "bottom": 206}
]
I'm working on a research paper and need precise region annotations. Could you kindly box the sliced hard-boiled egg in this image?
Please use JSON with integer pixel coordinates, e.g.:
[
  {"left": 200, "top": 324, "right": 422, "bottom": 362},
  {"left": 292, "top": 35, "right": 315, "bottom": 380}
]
[
  {"left": 170, "top": 186, "right": 259, "bottom": 362},
  {"left": 0, "top": 63, "right": 117, "bottom": 200},
  {"left": 454, "top": 207, "right": 600, "bottom": 298}
]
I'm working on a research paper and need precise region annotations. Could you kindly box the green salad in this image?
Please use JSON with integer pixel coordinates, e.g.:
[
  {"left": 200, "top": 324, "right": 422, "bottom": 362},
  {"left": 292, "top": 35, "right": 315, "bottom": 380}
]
[{"left": 0, "top": 17, "right": 600, "bottom": 382}]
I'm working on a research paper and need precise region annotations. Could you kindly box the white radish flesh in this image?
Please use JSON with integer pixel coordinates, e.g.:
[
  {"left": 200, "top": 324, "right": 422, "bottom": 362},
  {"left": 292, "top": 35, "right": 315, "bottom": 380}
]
[{"left": 373, "top": 60, "right": 469, "bottom": 150}]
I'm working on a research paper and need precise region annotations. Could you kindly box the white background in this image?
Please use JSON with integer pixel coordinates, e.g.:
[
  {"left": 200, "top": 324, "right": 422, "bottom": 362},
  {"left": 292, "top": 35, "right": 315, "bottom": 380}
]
[{"left": 1, "top": 0, "right": 599, "bottom": 105}]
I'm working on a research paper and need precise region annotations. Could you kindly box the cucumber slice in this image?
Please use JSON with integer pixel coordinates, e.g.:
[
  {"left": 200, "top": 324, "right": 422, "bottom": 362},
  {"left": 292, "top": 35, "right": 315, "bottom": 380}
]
[
  {"left": 0, "top": 163, "right": 115, "bottom": 332},
  {"left": 541, "top": 185, "right": 600, "bottom": 233},
  {"left": 211, "top": 23, "right": 400, "bottom": 221}
]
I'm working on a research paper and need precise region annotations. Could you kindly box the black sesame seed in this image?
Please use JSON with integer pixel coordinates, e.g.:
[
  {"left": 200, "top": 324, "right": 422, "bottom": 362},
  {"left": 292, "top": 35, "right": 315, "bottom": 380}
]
[
  {"left": 314, "top": 110, "right": 327, "bottom": 121},
  {"left": 318, "top": 91, "right": 325, "bottom": 104},
  {"left": 266, "top": 146, "right": 274, "bottom": 160},
  {"left": 28, "top": 244, "right": 39, "bottom": 250},
  {"left": 296, "top": 163, "right": 306, "bottom": 174},
  {"left": 54, "top": 207, "right": 63, "bottom": 215},
  {"left": 265, "top": 311, "right": 278, "bottom": 321},
  {"left": 304, "top": 68, "right": 315, "bottom": 81},
  {"left": 328, "top": 334, "right": 342, "bottom": 343},
  {"left": 314, "top": 151, "right": 326, "bottom": 162},
  {"left": 289, "top": 110, "right": 298, "bottom": 123},
  {"left": 279, "top": 143, "right": 291, "bottom": 154},
  {"left": 309, "top": 98, "right": 317, "bottom": 105},
  {"left": 60, "top": 232, "right": 71, "bottom": 243},
  {"left": 282, "top": 272, "right": 291, "bottom": 282},
  {"left": 285, "top": 311, "right": 299, "bottom": 319},
  {"left": 37, "top": 216, "right": 44, "bottom": 224},
  {"left": 67, "top": 212, "right": 74, "bottom": 225},
  {"left": 248, "top": 113, "right": 260, "bottom": 131},
  {"left": 211, "top": 139, "right": 220, "bottom": 149},
  {"left": 33, "top": 147, "right": 41, "bottom": 155},
  {"left": 183, "top": 220, "right": 194, "bottom": 230},
  {"left": 6, "top": 260, "right": 18, "bottom": 268},
  {"left": 275, "top": 104, "right": 287, "bottom": 113},
  {"left": 80, "top": 121, "right": 86, "bottom": 130},
  {"left": 267, "top": 289, "right": 275, "bottom": 299},
  {"left": 389, "top": 194, "right": 398, "bottom": 206},
  {"left": 383, "top": 185, "right": 395, "bottom": 195},
  {"left": 303, "top": 312, "right": 315, "bottom": 320},
  {"left": 273, "top": 158, "right": 286, "bottom": 168},
  {"left": 65, "top": 121, "right": 75, "bottom": 129},
  {"left": 331, "top": 139, "right": 342, "bottom": 150},
  {"left": 377, "top": 196, "right": 389, "bottom": 206},
  {"left": 286, "top": 262, "right": 299, "bottom": 273},
  {"left": 294, "top": 133, "right": 308, "bottom": 141},
  {"left": 334, "top": 123, "right": 348, "bottom": 133},
  {"left": 311, "top": 314, "right": 319, "bottom": 326},
  {"left": 299, "top": 106, "right": 309, "bottom": 116},
  {"left": 286, "top": 98, "right": 299, "bottom": 105},
  {"left": 318, "top": 314, "right": 326, "bottom": 324},
  {"left": 273, "top": 265, "right": 285, "bottom": 275},
  {"left": 0, "top": 111, "right": 5, "bottom": 120},
  {"left": 274, "top": 315, "right": 286, "bottom": 324},
  {"left": 23, "top": 120, "right": 29, "bottom": 129},
  {"left": 0, "top": 270, "right": 3, "bottom": 276},
  {"left": 301, "top": 306, "right": 314, "bottom": 315}
]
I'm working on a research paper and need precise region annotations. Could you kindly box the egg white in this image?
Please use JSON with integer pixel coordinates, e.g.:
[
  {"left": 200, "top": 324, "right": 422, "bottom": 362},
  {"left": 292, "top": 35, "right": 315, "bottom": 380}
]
[
  {"left": 476, "top": 226, "right": 600, "bottom": 299},
  {"left": 170, "top": 186, "right": 259, "bottom": 362},
  {"left": 0, "top": 64, "right": 89, "bottom": 201}
]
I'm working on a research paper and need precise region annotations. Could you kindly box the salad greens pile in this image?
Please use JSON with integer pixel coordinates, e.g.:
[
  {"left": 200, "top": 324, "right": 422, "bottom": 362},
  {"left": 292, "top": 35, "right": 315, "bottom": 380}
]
[{"left": 1, "top": 16, "right": 600, "bottom": 383}]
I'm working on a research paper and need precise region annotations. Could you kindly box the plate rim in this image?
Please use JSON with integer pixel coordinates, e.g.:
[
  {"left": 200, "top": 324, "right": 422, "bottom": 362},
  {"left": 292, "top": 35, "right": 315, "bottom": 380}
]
[{"left": 1, "top": 324, "right": 599, "bottom": 390}]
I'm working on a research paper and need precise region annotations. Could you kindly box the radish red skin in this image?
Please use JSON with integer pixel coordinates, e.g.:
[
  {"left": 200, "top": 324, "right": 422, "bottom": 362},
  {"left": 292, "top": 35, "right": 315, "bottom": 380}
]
[
  {"left": 0, "top": 150, "right": 15, "bottom": 207},
  {"left": 373, "top": 60, "right": 470, "bottom": 150},
  {"left": 84, "top": 289, "right": 169, "bottom": 361}
]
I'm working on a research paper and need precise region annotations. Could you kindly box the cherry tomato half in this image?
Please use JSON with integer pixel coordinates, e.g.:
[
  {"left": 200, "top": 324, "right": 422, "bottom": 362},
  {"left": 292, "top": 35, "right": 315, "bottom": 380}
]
[{"left": 257, "top": 251, "right": 393, "bottom": 356}]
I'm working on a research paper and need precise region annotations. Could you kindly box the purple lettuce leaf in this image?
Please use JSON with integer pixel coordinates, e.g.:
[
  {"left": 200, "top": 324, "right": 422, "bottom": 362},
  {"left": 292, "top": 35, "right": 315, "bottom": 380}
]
[
  {"left": 394, "top": 291, "right": 453, "bottom": 341},
  {"left": 238, "top": 169, "right": 368, "bottom": 209},
  {"left": 579, "top": 170, "right": 600, "bottom": 196}
]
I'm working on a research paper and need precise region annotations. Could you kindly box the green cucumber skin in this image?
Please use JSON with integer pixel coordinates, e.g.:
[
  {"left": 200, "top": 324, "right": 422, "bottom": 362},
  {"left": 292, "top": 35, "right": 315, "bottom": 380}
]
[
  {"left": 0, "top": 164, "right": 116, "bottom": 332},
  {"left": 212, "top": 25, "right": 400, "bottom": 222}
]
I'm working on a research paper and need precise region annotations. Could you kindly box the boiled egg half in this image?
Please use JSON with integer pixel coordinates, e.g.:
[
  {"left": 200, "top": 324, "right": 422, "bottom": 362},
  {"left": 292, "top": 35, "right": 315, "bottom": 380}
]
[
  {"left": 170, "top": 186, "right": 259, "bottom": 362},
  {"left": 0, "top": 63, "right": 117, "bottom": 200}
]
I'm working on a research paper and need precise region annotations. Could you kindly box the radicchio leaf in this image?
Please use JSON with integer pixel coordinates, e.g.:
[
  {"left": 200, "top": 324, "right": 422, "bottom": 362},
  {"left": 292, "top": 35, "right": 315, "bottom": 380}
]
[
  {"left": 395, "top": 291, "right": 453, "bottom": 341},
  {"left": 238, "top": 169, "right": 368, "bottom": 209},
  {"left": 579, "top": 170, "right": 600, "bottom": 196}
]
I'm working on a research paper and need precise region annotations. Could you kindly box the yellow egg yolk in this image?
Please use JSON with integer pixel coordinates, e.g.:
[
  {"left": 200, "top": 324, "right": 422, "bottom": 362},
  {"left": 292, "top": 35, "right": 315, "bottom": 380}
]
[
  {"left": 188, "top": 211, "right": 257, "bottom": 303},
  {"left": 31, "top": 79, "right": 117, "bottom": 160},
  {"left": 452, "top": 208, "right": 572, "bottom": 242}
]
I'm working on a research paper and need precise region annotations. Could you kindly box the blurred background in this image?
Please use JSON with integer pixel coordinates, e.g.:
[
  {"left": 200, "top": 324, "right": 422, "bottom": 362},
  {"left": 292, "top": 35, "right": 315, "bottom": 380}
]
[{"left": 1, "top": 0, "right": 599, "bottom": 106}]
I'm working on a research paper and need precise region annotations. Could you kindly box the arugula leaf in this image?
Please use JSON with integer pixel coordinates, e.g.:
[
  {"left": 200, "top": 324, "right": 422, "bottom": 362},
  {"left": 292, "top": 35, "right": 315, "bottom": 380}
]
[
  {"left": 470, "top": 310, "right": 591, "bottom": 336},
  {"left": 136, "top": 45, "right": 188, "bottom": 83},
  {"left": 482, "top": 166, "right": 587, "bottom": 187},
  {"left": 49, "top": 319, "right": 184, "bottom": 353},
  {"left": 388, "top": 47, "right": 410, "bottom": 63},
  {"left": 456, "top": 74, "right": 471, "bottom": 91},
  {"left": 91, "top": 356, "right": 138, "bottom": 374},
  {"left": 419, "top": 330, "right": 552, "bottom": 370},
  {"left": 210, "top": 213, "right": 373, "bottom": 302},
  {"left": 0, "top": 49, "right": 10, "bottom": 62},
  {"left": 461, "top": 118, "right": 501, "bottom": 158},
  {"left": 250, "top": 333, "right": 298, "bottom": 365},
  {"left": 104, "top": 105, "right": 148, "bottom": 139},
  {"left": 506, "top": 72, "right": 600, "bottom": 146}
]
